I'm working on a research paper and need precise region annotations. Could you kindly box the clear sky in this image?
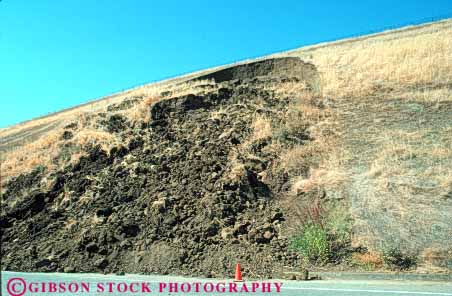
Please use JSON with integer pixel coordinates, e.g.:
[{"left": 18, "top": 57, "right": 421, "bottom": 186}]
[{"left": 1, "top": 0, "right": 451, "bottom": 128}]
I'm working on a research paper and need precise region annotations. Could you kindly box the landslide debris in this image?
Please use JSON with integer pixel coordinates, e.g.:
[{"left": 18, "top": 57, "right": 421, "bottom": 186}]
[{"left": 1, "top": 57, "right": 325, "bottom": 277}]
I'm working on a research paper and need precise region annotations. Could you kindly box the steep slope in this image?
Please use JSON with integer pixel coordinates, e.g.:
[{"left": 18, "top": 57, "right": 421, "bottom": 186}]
[
  {"left": 1, "top": 58, "right": 331, "bottom": 277},
  {"left": 285, "top": 19, "right": 452, "bottom": 271},
  {"left": 1, "top": 19, "right": 452, "bottom": 275}
]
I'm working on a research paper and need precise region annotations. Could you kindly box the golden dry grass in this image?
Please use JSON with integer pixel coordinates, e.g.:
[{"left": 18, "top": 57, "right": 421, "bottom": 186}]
[
  {"left": 1, "top": 126, "right": 120, "bottom": 184},
  {"left": 264, "top": 80, "right": 313, "bottom": 98},
  {"left": 1, "top": 130, "right": 62, "bottom": 181},
  {"left": 281, "top": 19, "right": 452, "bottom": 202},
  {"left": 250, "top": 115, "right": 273, "bottom": 141},
  {"left": 352, "top": 251, "right": 384, "bottom": 270},
  {"left": 287, "top": 20, "right": 452, "bottom": 100},
  {"left": 367, "top": 128, "right": 452, "bottom": 198}
]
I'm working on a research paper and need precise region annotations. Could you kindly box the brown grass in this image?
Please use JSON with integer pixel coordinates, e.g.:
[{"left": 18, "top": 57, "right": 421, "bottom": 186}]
[
  {"left": 279, "top": 19, "right": 452, "bottom": 202},
  {"left": 1, "top": 126, "right": 120, "bottom": 184},
  {"left": 250, "top": 115, "right": 272, "bottom": 141},
  {"left": 352, "top": 252, "right": 384, "bottom": 270},
  {"left": 367, "top": 128, "right": 452, "bottom": 198},
  {"left": 127, "top": 95, "right": 161, "bottom": 123},
  {"left": 1, "top": 130, "right": 62, "bottom": 181},
  {"left": 288, "top": 21, "right": 452, "bottom": 99}
]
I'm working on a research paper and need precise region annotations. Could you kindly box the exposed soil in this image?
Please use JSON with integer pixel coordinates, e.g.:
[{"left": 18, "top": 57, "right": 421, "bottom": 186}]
[
  {"left": 195, "top": 57, "right": 318, "bottom": 85},
  {"left": 0, "top": 58, "right": 321, "bottom": 278}
]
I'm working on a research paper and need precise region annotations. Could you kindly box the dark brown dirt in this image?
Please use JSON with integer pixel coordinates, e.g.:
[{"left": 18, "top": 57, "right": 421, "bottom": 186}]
[
  {"left": 0, "top": 58, "right": 320, "bottom": 278},
  {"left": 195, "top": 57, "right": 319, "bottom": 87}
]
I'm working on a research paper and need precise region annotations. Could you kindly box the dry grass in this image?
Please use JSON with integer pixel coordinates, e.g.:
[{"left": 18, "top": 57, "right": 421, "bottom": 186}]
[
  {"left": 1, "top": 126, "right": 120, "bottom": 184},
  {"left": 367, "top": 128, "right": 452, "bottom": 198},
  {"left": 264, "top": 80, "right": 313, "bottom": 98},
  {"left": 280, "top": 145, "right": 320, "bottom": 177},
  {"left": 279, "top": 20, "right": 452, "bottom": 200},
  {"left": 352, "top": 252, "right": 384, "bottom": 270},
  {"left": 127, "top": 95, "right": 161, "bottom": 123},
  {"left": 289, "top": 21, "right": 452, "bottom": 100},
  {"left": 250, "top": 115, "right": 272, "bottom": 141},
  {"left": 390, "top": 87, "right": 452, "bottom": 104},
  {"left": 1, "top": 78, "right": 218, "bottom": 185},
  {"left": 1, "top": 130, "right": 62, "bottom": 181},
  {"left": 127, "top": 78, "right": 216, "bottom": 100},
  {"left": 125, "top": 78, "right": 216, "bottom": 123},
  {"left": 291, "top": 165, "right": 349, "bottom": 197},
  {"left": 280, "top": 20, "right": 452, "bottom": 261}
]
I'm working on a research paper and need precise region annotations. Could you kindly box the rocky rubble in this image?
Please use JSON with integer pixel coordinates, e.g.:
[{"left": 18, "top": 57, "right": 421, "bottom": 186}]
[{"left": 1, "top": 58, "right": 319, "bottom": 278}]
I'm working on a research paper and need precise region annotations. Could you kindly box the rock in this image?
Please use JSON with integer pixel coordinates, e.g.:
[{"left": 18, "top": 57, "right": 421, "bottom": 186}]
[
  {"left": 120, "top": 240, "right": 132, "bottom": 249},
  {"left": 8, "top": 192, "right": 46, "bottom": 220},
  {"left": 271, "top": 211, "right": 284, "bottom": 222},
  {"left": 94, "top": 258, "right": 108, "bottom": 269},
  {"left": 263, "top": 222, "right": 272, "bottom": 230},
  {"left": 152, "top": 199, "right": 167, "bottom": 212},
  {"left": 63, "top": 267, "right": 76, "bottom": 273},
  {"left": 1, "top": 60, "right": 323, "bottom": 278},
  {"left": 86, "top": 242, "right": 99, "bottom": 253},
  {"left": 179, "top": 249, "right": 188, "bottom": 263},
  {"left": 233, "top": 222, "right": 249, "bottom": 235},
  {"left": 220, "top": 227, "right": 234, "bottom": 240},
  {"left": 298, "top": 269, "right": 309, "bottom": 281},
  {"left": 263, "top": 231, "right": 274, "bottom": 240},
  {"left": 119, "top": 224, "right": 140, "bottom": 237},
  {"left": 35, "top": 259, "right": 51, "bottom": 268},
  {"left": 134, "top": 255, "right": 143, "bottom": 264},
  {"left": 247, "top": 229, "right": 258, "bottom": 241},
  {"left": 96, "top": 207, "right": 113, "bottom": 217},
  {"left": 105, "top": 114, "right": 128, "bottom": 133},
  {"left": 61, "top": 131, "right": 73, "bottom": 140},
  {"left": 206, "top": 222, "right": 219, "bottom": 237},
  {"left": 108, "top": 250, "right": 119, "bottom": 260}
]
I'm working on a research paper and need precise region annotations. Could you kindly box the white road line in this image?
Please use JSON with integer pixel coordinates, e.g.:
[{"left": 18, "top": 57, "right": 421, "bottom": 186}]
[{"left": 283, "top": 287, "right": 452, "bottom": 295}]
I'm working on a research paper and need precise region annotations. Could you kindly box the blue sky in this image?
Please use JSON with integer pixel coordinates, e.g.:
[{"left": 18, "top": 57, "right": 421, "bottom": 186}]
[{"left": 1, "top": 0, "right": 451, "bottom": 128}]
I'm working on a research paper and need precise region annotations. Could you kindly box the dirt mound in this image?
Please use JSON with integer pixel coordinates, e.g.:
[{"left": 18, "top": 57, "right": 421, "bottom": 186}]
[{"left": 1, "top": 61, "right": 320, "bottom": 277}]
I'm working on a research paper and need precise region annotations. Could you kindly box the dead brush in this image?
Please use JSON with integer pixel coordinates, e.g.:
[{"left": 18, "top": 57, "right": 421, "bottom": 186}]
[
  {"left": 128, "top": 95, "right": 161, "bottom": 123},
  {"left": 285, "top": 196, "right": 326, "bottom": 233},
  {"left": 250, "top": 115, "right": 272, "bottom": 141},
  {"left": 1, "top": 130, "right": 62, "bottom": 184},
  {"left": 304, "top": 198, "right": 325, "bottom": 228},
  {"left": 352, "top": 251, "right": 384, "bottom": 270}
]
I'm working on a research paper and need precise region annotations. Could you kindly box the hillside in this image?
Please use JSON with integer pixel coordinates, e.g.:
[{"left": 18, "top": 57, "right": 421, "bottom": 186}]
[{"left": 1, "top": 19, "right": 451, "bottom": 276}]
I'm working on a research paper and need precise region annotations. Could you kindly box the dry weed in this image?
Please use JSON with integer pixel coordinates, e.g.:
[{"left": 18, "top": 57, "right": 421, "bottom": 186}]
[
  {"left": 251, "top": 115, "right": 272, "bottom": 141},
  {"left": 352, "top": 252, "right": 384, "bottom": 269}
]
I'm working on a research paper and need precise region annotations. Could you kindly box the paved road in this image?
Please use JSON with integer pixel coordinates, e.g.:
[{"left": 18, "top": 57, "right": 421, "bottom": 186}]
[{"left": 1, "top": 271, "right": 451, "bottom": 296}]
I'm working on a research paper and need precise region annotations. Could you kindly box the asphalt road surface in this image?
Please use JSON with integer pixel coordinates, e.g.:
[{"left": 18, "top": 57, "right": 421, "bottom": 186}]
[{"left": 1, "top": 271, "right": 451, "bottom": 296}]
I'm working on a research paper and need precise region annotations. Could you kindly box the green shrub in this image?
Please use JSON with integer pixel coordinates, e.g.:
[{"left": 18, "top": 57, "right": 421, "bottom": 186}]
[
  {"left": 290, "top": 224, "right": 329, "bottom": 264},
  {"left": 326, "top": 207, "right": 353, "bottom": 262}
]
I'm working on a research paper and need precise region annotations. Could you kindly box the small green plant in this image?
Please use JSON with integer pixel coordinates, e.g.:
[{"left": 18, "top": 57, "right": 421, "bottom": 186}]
[
  {"left": 382, "top": 246, "right": 417, "bottom": 270},
  {"left": 290, "top": 224, "right": 329, "bottom": 264},
  {"left": 325, "top": 206, "right": 352, "bottom": 262}
]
